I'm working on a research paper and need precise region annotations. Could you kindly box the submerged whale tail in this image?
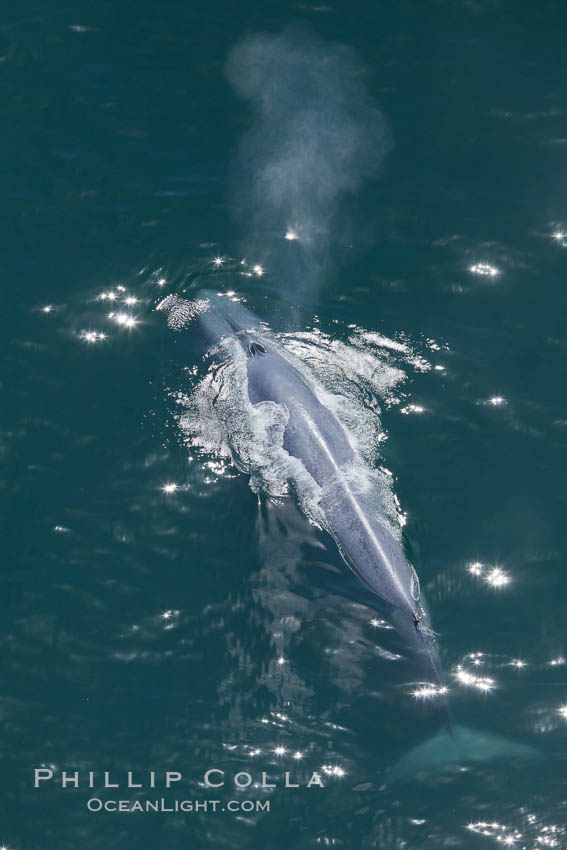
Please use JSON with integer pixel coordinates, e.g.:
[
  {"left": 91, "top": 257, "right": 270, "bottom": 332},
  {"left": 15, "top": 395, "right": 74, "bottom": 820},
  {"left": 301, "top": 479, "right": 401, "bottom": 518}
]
[
  {"left": 384, "top": 613, "right": 541, "bottom": 780},
  {"left": 389, "top": 724, "right": 541, "bottom": 782}
]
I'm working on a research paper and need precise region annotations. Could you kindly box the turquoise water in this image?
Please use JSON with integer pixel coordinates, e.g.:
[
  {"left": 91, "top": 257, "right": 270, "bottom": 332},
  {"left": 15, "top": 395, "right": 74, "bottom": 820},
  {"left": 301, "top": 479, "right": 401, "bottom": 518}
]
[{"left": 3, "top": 2, "right": 567, "bottom": 848}]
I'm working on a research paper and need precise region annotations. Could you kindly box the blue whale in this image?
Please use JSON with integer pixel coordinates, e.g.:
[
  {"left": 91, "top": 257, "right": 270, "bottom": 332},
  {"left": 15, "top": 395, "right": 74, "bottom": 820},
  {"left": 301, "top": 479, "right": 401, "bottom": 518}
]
[
  {"left": 169, "top": 289, "right": 540, "bottom": 777},
  {"left": 194, "top": 290, "right": 441, "bottom": 681}
]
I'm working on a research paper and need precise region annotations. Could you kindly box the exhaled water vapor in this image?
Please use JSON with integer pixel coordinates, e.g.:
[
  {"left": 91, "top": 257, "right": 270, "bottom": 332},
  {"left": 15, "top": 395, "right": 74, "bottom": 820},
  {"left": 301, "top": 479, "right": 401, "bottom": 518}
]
[{"left": 226, "top": 28, "right": 392, "bottom": 297}]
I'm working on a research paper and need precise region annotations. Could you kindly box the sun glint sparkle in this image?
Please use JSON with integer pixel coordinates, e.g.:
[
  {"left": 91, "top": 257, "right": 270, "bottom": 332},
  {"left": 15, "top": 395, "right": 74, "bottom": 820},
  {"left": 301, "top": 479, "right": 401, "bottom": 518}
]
[
  {"left": 485, "top": 567, "right": 510, "bottom": 588},
  {"left": 161, "top": 483, "right": 179, "bottom": 494},
  {"left": 469, "top": 263, "right": 500, "bottom": 277}
]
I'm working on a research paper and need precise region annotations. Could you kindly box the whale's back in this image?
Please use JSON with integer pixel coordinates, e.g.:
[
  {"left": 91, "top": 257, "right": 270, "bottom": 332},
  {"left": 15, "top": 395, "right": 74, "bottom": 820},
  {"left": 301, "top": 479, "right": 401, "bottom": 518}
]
[{"left": 195, "top": 290, "right": 264, "bottom": 350}]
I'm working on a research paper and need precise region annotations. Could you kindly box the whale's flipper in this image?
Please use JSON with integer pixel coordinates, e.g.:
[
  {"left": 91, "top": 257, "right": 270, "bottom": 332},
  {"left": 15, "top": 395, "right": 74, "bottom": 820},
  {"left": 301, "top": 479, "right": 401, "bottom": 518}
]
[{"left": 389, "top": 725, "right": 541, "bottom": 782}]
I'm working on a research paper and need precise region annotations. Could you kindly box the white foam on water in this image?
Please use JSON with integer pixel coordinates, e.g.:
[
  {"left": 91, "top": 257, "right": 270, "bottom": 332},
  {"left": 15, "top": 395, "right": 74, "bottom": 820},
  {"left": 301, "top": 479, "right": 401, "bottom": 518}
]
[
  {"left": 276, "top": 327, "right": 410, "bottom": 468},
  {"left": 176, "top": 336, "right": 323, "bottom": 522},
  {"left": 156, "top": 293, "right": 210, "bottom": 330},
  {"left": 167, "top": 302, "right": 430, "bottom": 539}
]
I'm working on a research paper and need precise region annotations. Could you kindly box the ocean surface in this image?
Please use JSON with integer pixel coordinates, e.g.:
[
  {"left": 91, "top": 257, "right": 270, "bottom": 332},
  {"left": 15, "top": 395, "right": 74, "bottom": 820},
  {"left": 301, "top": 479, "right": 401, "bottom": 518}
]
[{"left": 2, "top": 1, "right": 567, "bottom": 848}]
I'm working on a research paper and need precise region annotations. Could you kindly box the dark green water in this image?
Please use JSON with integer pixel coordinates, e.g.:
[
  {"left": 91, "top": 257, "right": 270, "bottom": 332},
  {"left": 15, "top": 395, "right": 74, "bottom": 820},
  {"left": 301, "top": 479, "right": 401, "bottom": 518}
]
[{"left": 3, "top": 2, "right": 567, "bottom": 848}]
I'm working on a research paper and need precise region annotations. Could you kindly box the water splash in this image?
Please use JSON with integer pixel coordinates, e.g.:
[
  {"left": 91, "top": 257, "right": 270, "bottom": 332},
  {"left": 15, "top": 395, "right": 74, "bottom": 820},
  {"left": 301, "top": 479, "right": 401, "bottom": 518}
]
[{"left": 165, "top": 302, "right": 430, "bottom": 541}]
